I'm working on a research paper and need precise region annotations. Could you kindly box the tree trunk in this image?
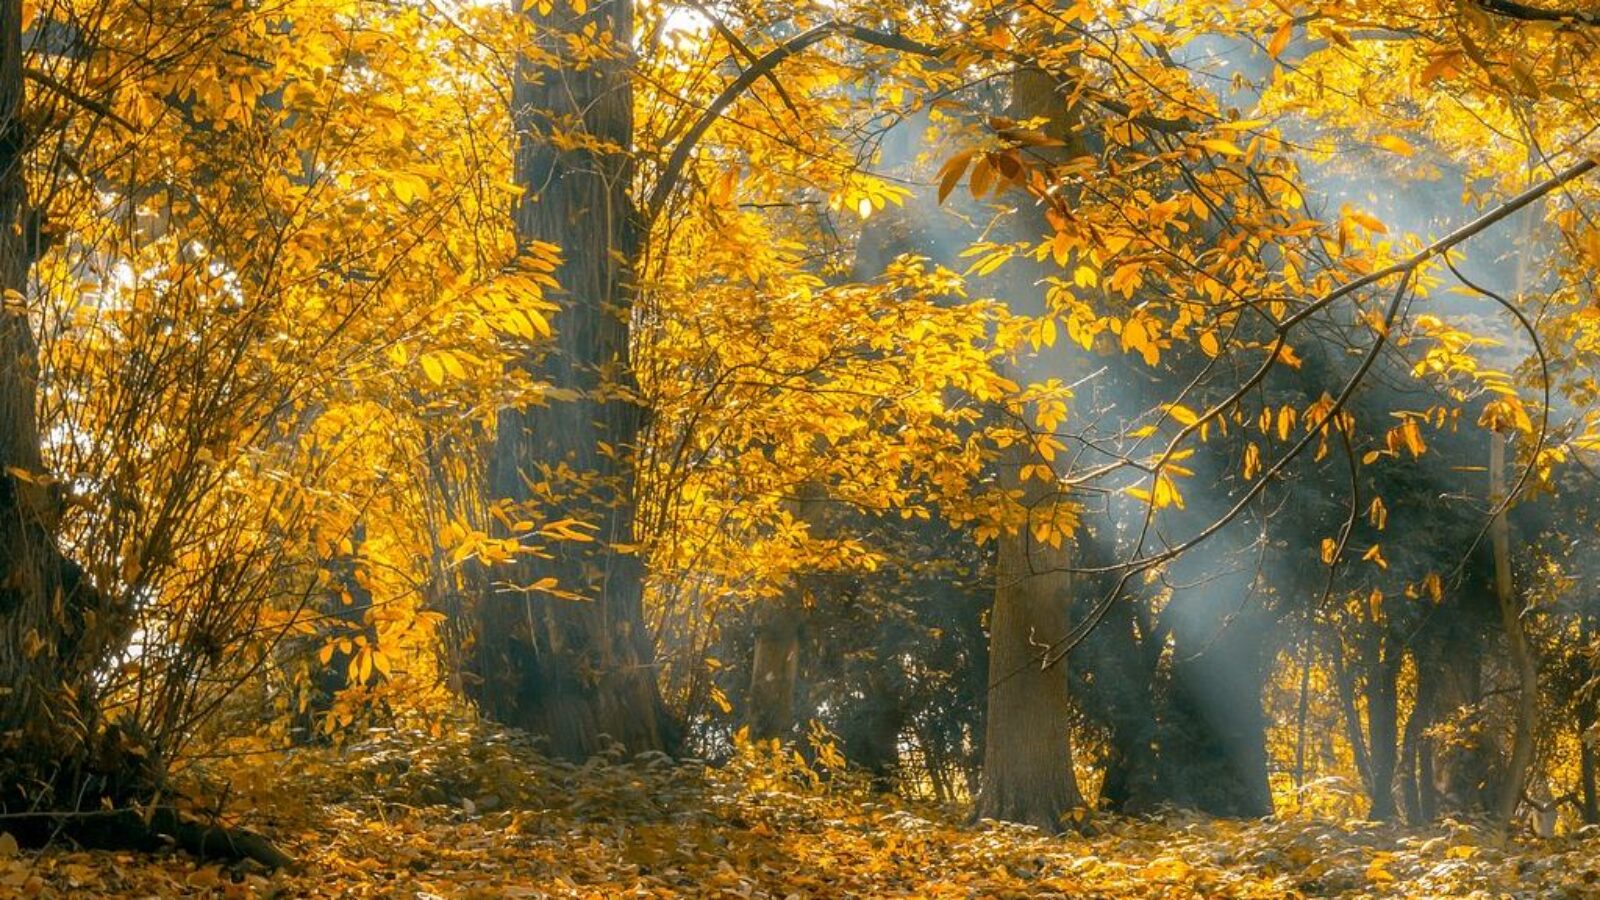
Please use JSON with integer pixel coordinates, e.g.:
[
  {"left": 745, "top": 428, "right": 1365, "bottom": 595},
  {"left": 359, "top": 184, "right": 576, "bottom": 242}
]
[
  {"left": 1365, "top": 632, "right": 1403, "bottom": 821},
  {"left": 1490, "top": 433, "right": 1538, "bottom": 829},
  {"left": 973, "top": 442, "right": 1085, "bottom": 832},
  {"left": 0, "top": 0, "right": 66, "bottom": 784},
  {"left": 1332, "top": 640, "right": 1375, "bottom": 799},
  {"left": 1580, "top": 616, "right": 1599, "bottom": 825},
  {"left": 0, "top": 0, "right": 131, "bottom": 807},
  {"left": 471, "top": 0, "right": 674, "bottom": 760},
  {"left": 1092, "top": 593, "right": 1165, "bottom": 814},
  {"left": 1153, "top": 560, "right": 1275, "bottom": 819},
  {"left": 1418, "top": 734, "right": 1439, "bottom": 820},
  {"left": 746, "top": 485, "right": 829, "bottom": 741},
  {"left": 1582, "top": 709, "right": 1599, "bottom": 825},
  {"left": 839, "top": 665, "right": 905, "bottom": 792},
  {"left": 1400, "top": 647, "right": 1438, "bottom": 824},
  {"left": 747, "top": 604, "right": 800, "bottom": 741},
  {"left": 1161, "top": 637, "right": 1274, "bottom": 818}
]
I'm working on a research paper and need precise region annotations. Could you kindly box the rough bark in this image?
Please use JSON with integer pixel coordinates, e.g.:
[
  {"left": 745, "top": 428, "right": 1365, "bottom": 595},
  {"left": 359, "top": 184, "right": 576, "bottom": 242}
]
[
  {"left": 973, "top": 443, "right": 1085, "bottom": 832},
  {"left": 471, "top": 0, "right": 674, "bottom": 760}
]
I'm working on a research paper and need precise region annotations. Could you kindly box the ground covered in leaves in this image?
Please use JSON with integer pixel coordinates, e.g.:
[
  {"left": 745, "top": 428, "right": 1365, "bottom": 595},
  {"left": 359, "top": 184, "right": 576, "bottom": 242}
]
[{"left": 5, "top": 726, "right": 1600, "bottom": 898}]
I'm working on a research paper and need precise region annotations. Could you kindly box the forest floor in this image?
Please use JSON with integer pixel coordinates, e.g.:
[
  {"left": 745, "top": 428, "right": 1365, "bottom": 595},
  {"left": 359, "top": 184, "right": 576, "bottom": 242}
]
[{"left": 3, "top": 724, "right": 1598, "bottom": 898}]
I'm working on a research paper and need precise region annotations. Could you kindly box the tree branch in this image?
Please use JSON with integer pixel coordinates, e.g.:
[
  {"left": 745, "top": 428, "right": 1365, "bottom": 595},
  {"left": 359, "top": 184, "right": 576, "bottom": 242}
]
[
  {"left": 645, "top": 22, "right": 838, "bottom": 226},
  {"left": 645, "top": 21, "right": 1198, "bottom": 225},
  {"left": 24, "top": 66, "right": 135, "bottom": 132},
  {"left": 1475, "top": 0, "right": 1600, "bottom": 26}
]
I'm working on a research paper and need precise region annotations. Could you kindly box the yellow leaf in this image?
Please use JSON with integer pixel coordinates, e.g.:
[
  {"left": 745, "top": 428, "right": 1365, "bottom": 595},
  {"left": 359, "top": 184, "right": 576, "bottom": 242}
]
[
  {"left": 1267, "top": 20, "right": 1293, "bottom": 59},
  {"left": 1243, "top": 442, "right": 1261, "bottom": 480},
  {"left": 1200, "top": 138, "right": 1245, "bottom": 157},
  {"left": 1153, "top": 473, "right": 1184, "bottom": 509},
  {"left": 1424, "top": 572, "right": 1444, "bottom": 602},
  {"left": 970, "top": 156, "right": 995, "bottom": 199},
  {"left": 1375, "top": 134, "right": 1415, "bottom": 156},
  {"left": 1051, "top": 230, "right": 1073, "bottom": 267},
  {"left": 1419, "top": 52, "right": 1462, "bottom": 85},
  {"left": 421, "top": 355, "right": 445, "bottom": 386},
  {"left": 1346, "top": 209, "right": 1388, "bottom": 234},
  {"left": 1362, "top": 544, "right": 1389, "bottom": 570},
  {"left": 937, "top": 150, "right": 974, "bottom": 204}
]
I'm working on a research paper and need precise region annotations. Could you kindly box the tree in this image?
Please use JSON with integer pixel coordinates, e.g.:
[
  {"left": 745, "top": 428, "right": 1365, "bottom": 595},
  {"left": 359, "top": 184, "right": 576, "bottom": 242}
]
[
  {"left": 0, "top": 0, "right": 123, "bottom": 810},
  {"left": 1, "top": 0, "right": 506, "bottom": 861},
  {"left": 973, "top": 441, "right": 1087, "bottom": 831},
  {"left": 472, "top": 0, "right": 675, "bottom": 759}
]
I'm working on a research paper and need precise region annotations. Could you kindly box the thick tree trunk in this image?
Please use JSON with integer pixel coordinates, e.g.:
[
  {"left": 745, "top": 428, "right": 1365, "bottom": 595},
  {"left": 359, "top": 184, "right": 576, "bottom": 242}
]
[
  {"left": 472, "top": 0, "right": 674, "bottom": 760},
  {"left": 0, "top": 0, "right": 63, "bottom": 778},
  {"left": 747, "top": 604, "right": 800, "bottom": 741},
  {"left": 0, "top": 0, "right": 128, "bottom": 805},
  {"left": 973, "top": 443, "right": 1085, "bottom": 832}
]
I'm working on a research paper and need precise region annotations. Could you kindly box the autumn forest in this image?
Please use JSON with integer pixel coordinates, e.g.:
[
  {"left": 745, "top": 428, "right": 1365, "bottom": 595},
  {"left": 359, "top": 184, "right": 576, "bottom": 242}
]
[{"left": 3, "top": 0, "right": 1600, "bottom": 895}]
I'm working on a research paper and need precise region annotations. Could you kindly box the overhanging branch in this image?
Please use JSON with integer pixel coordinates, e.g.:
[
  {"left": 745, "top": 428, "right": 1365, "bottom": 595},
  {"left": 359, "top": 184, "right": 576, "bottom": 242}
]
[{"left": 644, "top": 21, "right": 1198, "bottom": 226}]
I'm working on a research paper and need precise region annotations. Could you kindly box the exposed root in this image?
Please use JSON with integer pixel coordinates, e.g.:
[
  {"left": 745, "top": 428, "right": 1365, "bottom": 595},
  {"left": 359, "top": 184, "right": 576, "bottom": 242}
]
[{"left": 3, "top": 807, "right": 294, "bottom": 870}]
